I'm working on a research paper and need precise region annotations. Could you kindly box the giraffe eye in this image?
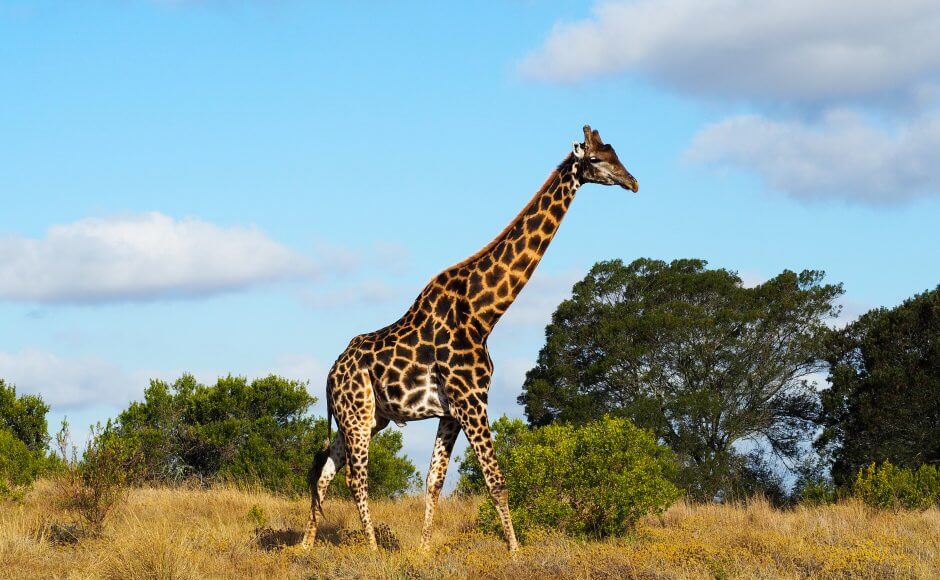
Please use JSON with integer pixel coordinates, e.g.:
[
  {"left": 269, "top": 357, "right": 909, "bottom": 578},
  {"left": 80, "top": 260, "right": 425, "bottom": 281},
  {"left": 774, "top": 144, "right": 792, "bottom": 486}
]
[{"left": 589, "top": 157, "right": 600, "bottom": 163}]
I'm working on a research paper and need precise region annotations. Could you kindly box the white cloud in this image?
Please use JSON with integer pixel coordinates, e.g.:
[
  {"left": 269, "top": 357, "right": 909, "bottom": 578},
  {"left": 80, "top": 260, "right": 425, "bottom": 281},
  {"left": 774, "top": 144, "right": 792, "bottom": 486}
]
[
  {"left": 0, "top": 349, "right": 137, "bottom": 410},
  {"left": 296, "top": 240, "right": 412, "bottom": 309},
  {"left": 521, "top": 0, "right": 940, "bottom": 107},
  {"left": 300, "top": 279, "right": 404, "bottom": 309},
  {"left": 522, "top": 1, "right": 940, "bottom": 205},
  {"left": 370, "top": 242, "right": 411, "bottom": 275},
  {"left": 0, "top": 348, "right": 332, "bottom": 414},
  {"left": 0, "top": 212, "right": 315, "bottom": 304},
  {"left": 828, "top": 298, "right": 874, "bottom": 330},
  {"left": 737, "top": 270, "right": 767, "bottom": 289},
  {"left": 311, "top": 240, "right": 411, "bottom": 278},
  {"left": 268, "top": 353, "right": 326, "bottom": 385},
  {"left": 686, "top": 110, "right": 940, "bottom": 204}
]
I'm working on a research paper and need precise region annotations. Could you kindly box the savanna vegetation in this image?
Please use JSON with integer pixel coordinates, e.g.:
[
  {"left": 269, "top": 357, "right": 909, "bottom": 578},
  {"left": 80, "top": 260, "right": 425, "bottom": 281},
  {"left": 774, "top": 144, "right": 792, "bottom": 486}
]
[
  {"left": 1, "top": 483, "right": 938, "bottom": 579},
  {"left": 1, "top": 258, "right": 937, "bottom": 578},
  {"left": 518, "top": 259, "right": 843, "bottom": 501}
]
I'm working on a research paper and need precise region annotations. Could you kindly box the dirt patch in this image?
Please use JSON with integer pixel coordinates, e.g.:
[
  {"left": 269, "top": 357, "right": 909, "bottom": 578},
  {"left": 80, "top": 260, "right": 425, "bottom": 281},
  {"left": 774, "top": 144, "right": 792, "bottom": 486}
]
[
  {"left": 39, "top": 521, "right": 86, "bottom": 546},
  {"left": 255, "top": 527, "right": 305, "bottom": 551}
]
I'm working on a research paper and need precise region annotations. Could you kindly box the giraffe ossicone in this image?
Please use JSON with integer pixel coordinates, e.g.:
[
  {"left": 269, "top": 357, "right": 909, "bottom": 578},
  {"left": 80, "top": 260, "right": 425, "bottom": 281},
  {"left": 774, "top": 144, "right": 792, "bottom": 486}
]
[{"left": 300, "top": 126, "right": 638, "bottom": 553}]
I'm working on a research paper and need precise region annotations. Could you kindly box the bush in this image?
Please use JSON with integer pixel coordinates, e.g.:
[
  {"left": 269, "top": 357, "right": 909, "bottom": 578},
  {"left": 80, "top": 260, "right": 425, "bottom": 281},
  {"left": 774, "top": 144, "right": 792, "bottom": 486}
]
[
  {"left": 471, "top": 415, "right": 681, "bottom": 539},
  {"left": 0, "top": 379, "right": 51, "bottom": 453},
  {"left": 0, "top": 380, "right": 56, "bottom": 499},
  {"left": 0, "top": 429, "right": 46, "bottom": 500},
  {"left": 795, "top": 478, "right": 840, "bottom": 506},
  {"left": 112, "top": 374, "right": 318, "bottom": 493},
  {"left": 851, "top": 461, "right": 940, "bottom": 510},
  {"left": 109, "top": 373, "right": 419, "bottom": 497},
  {"left": 53, "top": 420, "right": 143, "bottom": 534}
]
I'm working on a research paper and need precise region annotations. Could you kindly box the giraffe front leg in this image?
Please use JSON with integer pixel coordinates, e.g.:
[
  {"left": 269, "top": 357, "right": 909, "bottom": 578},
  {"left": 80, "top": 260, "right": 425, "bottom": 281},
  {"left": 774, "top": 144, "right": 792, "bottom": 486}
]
[
  {"left": 457, "top": 408, "right": 519, "bottom": 553},
  {"left": 301, "top": 435, "right": 346, "bottom": 549},
  {"left": 422, "top": 417, "right": 460, "bottom": 550},
  {"left": 345, "top": 425, "right": 378, "bottom": 550}
]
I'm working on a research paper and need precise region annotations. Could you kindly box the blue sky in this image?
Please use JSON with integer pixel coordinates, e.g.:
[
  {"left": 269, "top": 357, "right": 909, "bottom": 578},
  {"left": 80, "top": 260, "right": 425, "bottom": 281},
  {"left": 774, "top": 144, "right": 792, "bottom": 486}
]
[{"left": 2, "top": 1, "right": 939, "bottom": 489}]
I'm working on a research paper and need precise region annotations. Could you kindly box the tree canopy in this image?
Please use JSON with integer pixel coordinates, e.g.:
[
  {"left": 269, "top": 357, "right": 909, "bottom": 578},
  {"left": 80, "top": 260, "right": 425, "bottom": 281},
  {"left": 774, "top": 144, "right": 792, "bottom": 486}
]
[
  {"left": 0, "top": 379, "right": 51, "bottom": 453},
  {"left": 0, "top": 379, "right": 55, "bottom": 498},
  {"left": 817, "top": 286, "right": 940, "bottom": 485},
  {"left": 518, "top": 258, "right": 843, "bottom": 500}
]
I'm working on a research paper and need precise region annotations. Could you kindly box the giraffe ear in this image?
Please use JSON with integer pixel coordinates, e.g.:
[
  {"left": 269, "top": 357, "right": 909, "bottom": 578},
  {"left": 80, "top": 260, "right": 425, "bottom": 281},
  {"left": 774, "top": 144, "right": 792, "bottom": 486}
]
[{"left": 572, "top": 141, "right": 586, "bottom": 159}]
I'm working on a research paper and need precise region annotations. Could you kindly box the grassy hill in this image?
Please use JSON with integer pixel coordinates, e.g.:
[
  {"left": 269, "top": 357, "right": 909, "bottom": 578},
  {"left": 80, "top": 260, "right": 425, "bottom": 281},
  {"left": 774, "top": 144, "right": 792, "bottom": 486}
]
[{"left": 2, "top": 481, "right": 938, "bottom": 578}]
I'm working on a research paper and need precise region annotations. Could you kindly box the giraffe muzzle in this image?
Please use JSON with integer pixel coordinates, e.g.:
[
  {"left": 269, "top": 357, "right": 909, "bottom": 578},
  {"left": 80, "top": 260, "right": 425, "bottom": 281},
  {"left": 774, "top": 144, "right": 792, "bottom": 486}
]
[{"left": 618, "top": 174, "right": 639, "bottom": 192}]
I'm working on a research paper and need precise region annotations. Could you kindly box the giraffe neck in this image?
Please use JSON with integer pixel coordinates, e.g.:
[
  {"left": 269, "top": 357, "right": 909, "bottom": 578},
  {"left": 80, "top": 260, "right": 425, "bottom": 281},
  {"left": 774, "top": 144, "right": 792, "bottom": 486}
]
[{"left": 460, "top": 153, "right": 582, "bottom": 334}]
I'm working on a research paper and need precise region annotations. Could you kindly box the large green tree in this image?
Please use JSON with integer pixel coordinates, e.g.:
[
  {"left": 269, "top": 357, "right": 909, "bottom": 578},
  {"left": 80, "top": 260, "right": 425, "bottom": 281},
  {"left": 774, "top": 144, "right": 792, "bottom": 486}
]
[
  {"left": 817, "top": 286, "right": 940, "bottom": 485},
  {"left": 112, "top": 374, "right": 419, "bottom": 496},
  {"left": 519, "top": 258, "right": 842, "bottom": 500}
]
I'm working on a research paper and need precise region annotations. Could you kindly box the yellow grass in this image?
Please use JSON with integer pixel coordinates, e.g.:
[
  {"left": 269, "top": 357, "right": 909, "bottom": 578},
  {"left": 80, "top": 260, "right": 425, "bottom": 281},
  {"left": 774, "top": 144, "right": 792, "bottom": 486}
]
[{"left": 1, "top": 480, "right": 938, "bottom": 579}]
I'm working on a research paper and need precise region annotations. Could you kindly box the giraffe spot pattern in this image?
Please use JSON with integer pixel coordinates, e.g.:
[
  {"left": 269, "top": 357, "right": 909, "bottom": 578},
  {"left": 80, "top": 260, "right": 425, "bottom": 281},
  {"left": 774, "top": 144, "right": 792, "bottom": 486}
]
[{"left": 301, "top": 131, "right": 639, "bottom": 554}]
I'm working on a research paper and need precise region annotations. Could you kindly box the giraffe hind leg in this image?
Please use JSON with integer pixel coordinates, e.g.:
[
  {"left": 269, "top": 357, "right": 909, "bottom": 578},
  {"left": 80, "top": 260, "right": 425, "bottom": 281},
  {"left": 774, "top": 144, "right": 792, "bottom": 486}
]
[
  {"left": 331, "top": 369, "right": 381, "bottom": 550},
  {"left": 422, "top": 417, "right": 460, "bottom": 550},
  {"left": 345, "top": 423, "right": 378, "bottom": 550}
]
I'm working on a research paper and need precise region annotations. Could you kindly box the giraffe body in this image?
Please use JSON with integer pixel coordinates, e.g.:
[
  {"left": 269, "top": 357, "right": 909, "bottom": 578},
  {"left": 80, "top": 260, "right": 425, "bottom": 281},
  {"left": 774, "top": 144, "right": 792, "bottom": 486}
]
[{"left": 301, "top": 126, "right": 637, "bottom": 552}]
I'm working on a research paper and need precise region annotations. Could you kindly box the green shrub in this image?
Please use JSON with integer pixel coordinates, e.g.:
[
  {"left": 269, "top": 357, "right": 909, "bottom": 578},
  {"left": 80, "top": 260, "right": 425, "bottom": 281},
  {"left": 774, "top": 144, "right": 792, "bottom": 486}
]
[
  {"left": 112, "top": 374, "right": 319, "bottom": 493},
  {"left": 247, "top": 504, "right": 268, "bottom": 529},
  {"left": 0, "top": 429, "right": 45, "bottom": 500},
  {"left": 0, "top": 380, "right": 57, "bottom": 500},
  {"left": 0, "top": 379, "right": 51, "bottom": 453},
  {"left": 474, "top": 415, "right": 681, "bottom": 539},
  {"left": 109, "top": 374, "right": 419, "bottom": 497},
  {"left": 796, "top": 478, "right": 839, "bottom": 506},
  {"left": 851, "top": 461, "right": 940, "bottom": 510}
]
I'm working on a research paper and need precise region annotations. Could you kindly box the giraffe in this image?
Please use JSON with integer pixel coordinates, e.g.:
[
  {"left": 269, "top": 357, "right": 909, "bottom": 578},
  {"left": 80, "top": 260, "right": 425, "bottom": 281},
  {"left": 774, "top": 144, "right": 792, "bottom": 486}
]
[{"left": 300, "top": 125, "right": 638, "bottom": 553}]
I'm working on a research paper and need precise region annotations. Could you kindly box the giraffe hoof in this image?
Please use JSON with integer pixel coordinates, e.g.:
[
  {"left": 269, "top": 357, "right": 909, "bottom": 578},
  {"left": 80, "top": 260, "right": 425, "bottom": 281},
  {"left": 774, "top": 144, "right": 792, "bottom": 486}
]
[{"left": 298, "top": 532, "right": 313, "bottom": 550}]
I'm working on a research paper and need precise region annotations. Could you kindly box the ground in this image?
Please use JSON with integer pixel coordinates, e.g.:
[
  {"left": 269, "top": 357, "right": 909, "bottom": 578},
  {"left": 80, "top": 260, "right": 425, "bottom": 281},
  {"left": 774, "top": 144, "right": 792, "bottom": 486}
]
[{"left": 1, "top": 481, "right": 938, "bottom": 579}]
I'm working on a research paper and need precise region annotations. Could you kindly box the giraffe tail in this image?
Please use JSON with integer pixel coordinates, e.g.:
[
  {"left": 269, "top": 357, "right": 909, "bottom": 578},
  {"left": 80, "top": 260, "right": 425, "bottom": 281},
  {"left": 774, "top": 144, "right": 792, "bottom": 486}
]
[
  {"left": 308, "top": 445, "right": 330, "bottom": 516},
  {"left": 308, "top": 385, "right": 334, "bottom": 516}
]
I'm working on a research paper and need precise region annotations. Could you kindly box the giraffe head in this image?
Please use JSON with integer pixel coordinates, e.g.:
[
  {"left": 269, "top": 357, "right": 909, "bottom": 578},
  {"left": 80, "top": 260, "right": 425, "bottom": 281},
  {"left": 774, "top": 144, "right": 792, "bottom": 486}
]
[{"left": 573, "top": 125, "right": 639, "bottom": 192}]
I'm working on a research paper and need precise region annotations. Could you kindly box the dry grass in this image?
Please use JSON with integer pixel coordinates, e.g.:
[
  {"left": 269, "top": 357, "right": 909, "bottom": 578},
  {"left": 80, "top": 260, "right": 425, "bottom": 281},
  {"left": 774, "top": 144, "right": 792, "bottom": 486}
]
[{"left": 1, "top": 480, "right": 938, "bottom": 579}]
